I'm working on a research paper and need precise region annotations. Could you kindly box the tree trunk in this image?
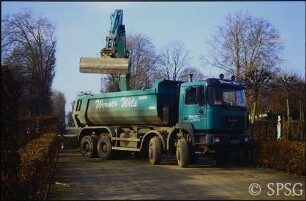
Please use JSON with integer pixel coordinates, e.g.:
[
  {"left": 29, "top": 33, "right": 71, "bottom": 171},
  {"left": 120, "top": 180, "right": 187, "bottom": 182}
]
[
  {"left": 286, "top": 98, "right": 290, "bottom": 121},
  {"left": 286, "top": 98, "right": 290, "bottom": 140},
  {"left": 300, "top": 100, "right": 304, "bottom": 121},
  {"left": 251, "top": 101, "right": 257, "bottom": 124}
]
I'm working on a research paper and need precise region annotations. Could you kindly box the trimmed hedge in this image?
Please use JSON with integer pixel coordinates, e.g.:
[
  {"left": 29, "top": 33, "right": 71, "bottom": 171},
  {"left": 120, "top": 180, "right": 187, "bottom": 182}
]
[
  {"left": 17, "top": 132, "right": 58, "bottom": 200},
  {"left": 250, "top": 120, "right": 305, "bottom": 142},
  {"left": 1, "top": 121, "right": 21, "bottom": 201},
  {"left": 59, "top": 135, "right": 79, "bottom": 150},
  {"left": 253, "top": 140, "right": 305, "bottom": 176},
  {"left": 17, "top": 116, "right": 57, "bottom": 148},
  {"left": 249, "top": 120, "right": 277, "bottom": 141}
]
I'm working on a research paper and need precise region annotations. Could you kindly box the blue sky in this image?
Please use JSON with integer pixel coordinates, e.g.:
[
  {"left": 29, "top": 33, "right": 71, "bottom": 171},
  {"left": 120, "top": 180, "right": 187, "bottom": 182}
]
[{"left": 2, "top": 1, "right": 305, "bottom": 113}]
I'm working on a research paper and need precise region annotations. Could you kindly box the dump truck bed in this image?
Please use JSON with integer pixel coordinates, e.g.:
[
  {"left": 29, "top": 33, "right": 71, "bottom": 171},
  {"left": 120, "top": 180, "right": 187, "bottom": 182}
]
[{"left": 73, "top": 79, "right": 182, "bottom": 127}]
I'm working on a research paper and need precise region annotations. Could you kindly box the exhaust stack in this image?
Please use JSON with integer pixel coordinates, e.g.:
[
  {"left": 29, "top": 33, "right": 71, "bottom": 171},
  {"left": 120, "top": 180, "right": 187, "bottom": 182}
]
[{"left": 188, "top": 74, "right": 193, "bottom": 82}]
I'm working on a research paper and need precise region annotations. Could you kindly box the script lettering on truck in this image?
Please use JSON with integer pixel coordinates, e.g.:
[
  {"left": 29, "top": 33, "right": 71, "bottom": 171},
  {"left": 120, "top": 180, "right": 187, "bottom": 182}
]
[
  {"left": 95, "top": 97, "right": 137, "bottom": 109},
  {"left": 121, "top": 97, "right": 137, "bottom": 108},
  {"left": 95, "top": 99, "right": 118, "bottom": 109}
]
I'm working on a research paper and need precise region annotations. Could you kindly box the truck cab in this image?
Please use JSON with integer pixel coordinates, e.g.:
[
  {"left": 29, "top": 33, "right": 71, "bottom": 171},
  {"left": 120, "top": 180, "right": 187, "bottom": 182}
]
[{"left": 177, "top": 75, "right": 250, "bottom": 164}]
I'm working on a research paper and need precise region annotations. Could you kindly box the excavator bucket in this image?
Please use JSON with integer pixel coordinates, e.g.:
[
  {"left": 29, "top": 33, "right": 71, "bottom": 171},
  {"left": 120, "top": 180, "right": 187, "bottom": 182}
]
[{"left": 80, "top": 57, "right": 130, "bottom": 74}]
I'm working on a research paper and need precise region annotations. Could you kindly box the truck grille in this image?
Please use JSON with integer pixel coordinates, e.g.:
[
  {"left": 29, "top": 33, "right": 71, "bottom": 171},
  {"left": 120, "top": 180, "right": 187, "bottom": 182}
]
[{"left": 223, "top": 116, "right": 242, "bottom": 128}]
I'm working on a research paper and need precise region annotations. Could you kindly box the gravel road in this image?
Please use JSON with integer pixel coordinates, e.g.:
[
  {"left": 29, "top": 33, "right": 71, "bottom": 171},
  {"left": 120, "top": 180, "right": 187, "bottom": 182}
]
[{"left": 47, "top": 149, "right": 305, "bottom": 200}]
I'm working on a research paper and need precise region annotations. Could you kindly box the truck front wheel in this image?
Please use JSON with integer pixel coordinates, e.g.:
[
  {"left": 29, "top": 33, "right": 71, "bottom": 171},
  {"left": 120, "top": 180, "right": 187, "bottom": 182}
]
[
  {"left": 148, "top": 137, "right": 162, "bottom": 165},
  {"left": 97, "top": 137, "right": 112, "bottom": 160},
  {"left": 80, "top": 136, "right": 97, "bottom": 158},
  {"left": 176, "top": 138, "right": 189, "bottom": 168}
]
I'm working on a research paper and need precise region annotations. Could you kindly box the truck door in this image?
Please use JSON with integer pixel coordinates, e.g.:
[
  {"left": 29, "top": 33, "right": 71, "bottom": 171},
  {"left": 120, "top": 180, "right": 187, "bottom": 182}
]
[{"left": 181, "top": 85, "right": 206, "bottom": 130}]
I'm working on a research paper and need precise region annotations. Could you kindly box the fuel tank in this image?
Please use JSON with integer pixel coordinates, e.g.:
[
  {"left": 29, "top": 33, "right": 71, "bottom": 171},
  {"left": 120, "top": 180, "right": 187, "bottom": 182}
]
[{"left": 72, "top": 79, "right": 181, "bottom": 127}]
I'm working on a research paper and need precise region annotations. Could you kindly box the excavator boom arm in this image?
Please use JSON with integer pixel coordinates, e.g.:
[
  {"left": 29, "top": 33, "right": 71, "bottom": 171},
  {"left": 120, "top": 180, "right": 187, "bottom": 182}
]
[{"left": 79, "top": 9, "right": 130, "bottom": 91}]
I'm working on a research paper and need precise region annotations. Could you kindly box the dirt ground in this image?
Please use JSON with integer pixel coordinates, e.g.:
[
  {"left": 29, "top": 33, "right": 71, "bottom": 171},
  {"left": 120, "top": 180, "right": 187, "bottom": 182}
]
[{"left": 46, "top": 148, "right": 305, "bottom": 200}]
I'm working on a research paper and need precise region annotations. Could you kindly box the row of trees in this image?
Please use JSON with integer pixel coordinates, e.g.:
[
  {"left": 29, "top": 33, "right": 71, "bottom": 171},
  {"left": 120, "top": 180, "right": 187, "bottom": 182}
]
[
  {"left": 255, "top": 72, "right": 304, "bottom": 122},
  {"left": 1, "top": 10, "right": 66, "bottom": 121},
  {"left": 204, "top": 11, "right": 304, "bottom": 123},
  {"left": 3, "top": 9, "right": 302, "bottom": 124},
  {"left": 1, "top": 10, "right": 65, "bottom": 200},
  {"left": 100, "top": 10, "right": 304, "bottom": 123}
]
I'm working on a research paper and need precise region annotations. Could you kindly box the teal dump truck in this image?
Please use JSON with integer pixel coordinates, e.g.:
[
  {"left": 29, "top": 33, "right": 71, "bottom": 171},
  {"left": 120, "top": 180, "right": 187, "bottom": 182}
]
[
  {"left": 72, "top": 76, "right": 250, "bottom": 167},
  {"left": 72, "top": 10, "right": 251, "bottom": 167}
]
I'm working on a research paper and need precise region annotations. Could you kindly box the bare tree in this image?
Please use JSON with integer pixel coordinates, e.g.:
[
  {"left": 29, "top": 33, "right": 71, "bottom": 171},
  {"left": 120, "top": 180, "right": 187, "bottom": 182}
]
[
  {"left": 100, "top": 74, "right": 119, "bottom": 92},
  {"left": 205, "top": 10, "right": 284, "bottom": 123},
  {"left": 66, "top": 111, "right": 74, "bottom": 127},
  {"left": 1, "top": 10, "right": 56, "bottom": 115},
  {"left": 278, "top": 72, "right": 295, "bottom": 122},
  {"left": 258, "top": 70, "right": 305, "bottom": 123},
  {"left": 158, "top": 40, "right": 191, "bottom": 81},
  {"left": 127, "top": 33, "right": 159, "bottom": 89},
  {"left": 244, "top": 67, "right": 274, "bottom": 122},
  {"left": 274, "top": 71, "right": 305, "bottom": 121},
  {"left": 1, "top": 65, "right": 22, "bottom": 200},
  {"left": 177, "top": 67, "right": 205, "bottom": 82},
  {"left": 295, "top": 77, "right": 305, "bottom": 122},
  {"left": 52, "top": 90, "right": 66, "bottom": 124}
]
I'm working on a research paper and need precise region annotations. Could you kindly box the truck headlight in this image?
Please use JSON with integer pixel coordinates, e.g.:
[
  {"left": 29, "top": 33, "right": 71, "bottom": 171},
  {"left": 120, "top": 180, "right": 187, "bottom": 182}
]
[{"left": 214, "top": 137, "right": 220, "bottom": 143}]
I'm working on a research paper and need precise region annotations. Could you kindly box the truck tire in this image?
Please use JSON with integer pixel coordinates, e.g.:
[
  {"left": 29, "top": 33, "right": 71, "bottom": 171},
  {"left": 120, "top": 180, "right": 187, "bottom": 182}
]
[
  {"left": 176, "top": 138, "right": 189, "bottom": 168},
  {"left": 80, "top": 136, "right": 97, "bottom": 158},
  {"left": 97, "top": 137, "right": 112, "bottom": 160},
  {"left": 148, "top": 137, "right": 162, "bottom": 165},
  {"left": 214, "top": 152, "right": 228, "bottom": 166}
]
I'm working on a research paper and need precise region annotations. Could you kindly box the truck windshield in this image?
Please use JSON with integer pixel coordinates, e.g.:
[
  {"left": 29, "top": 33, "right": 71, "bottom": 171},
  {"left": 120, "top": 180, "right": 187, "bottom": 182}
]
[{"left": 208, "top": 86, "right": 246, "bottom": 108}]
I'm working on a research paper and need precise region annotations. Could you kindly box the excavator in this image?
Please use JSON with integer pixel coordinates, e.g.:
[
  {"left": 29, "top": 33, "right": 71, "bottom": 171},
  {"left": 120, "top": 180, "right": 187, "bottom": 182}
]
[{"left": 79, "top": 9, "right": 130, "bottom": 91}]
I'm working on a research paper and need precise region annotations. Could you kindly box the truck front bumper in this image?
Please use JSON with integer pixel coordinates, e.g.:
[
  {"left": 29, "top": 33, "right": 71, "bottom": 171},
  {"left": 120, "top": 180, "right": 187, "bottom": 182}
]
[{"left": 205, "top": 133, "right": 251, "bottom": 149}]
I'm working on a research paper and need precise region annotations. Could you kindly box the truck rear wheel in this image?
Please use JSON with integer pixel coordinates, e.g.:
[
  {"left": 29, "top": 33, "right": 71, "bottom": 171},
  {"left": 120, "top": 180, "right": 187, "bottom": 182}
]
[
  {"left": 97, "top": 137, "right": 112, "bottom": 160},
  {"left": 148, "top": 137, "right": 162, "bottom": 165},
  {"left": 176, "top": 138, "right": 189, "bottom": 168},
  {"left": 80, "top": 136, "right": 97, "bottom": 158}
]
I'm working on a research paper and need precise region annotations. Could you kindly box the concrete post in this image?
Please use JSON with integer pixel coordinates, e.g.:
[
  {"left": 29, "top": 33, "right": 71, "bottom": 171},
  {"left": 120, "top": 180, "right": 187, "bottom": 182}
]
[{"left": 277, "top": 115, "right": 281, "bottom": 140}]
